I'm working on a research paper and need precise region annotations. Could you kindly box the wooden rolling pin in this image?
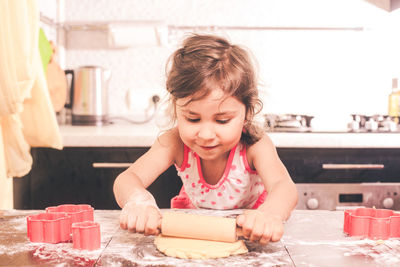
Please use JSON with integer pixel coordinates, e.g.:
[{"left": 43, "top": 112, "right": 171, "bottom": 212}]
[{"left": 161, "top": 212, "right": 241, "bottom": 243}]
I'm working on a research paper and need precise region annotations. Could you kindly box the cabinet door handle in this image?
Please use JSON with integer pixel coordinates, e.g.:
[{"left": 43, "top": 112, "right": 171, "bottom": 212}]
[
  {"left": 92, "top": 163, "right": 131, "bottom": 168},
  {"left": 322, "top": 164, "right": 384, "bottom": 170}
]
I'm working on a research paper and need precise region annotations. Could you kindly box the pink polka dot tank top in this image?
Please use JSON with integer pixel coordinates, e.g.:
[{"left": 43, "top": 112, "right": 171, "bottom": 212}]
[{"left": 175, "top": 142, "right": 266, "bottom": 209}]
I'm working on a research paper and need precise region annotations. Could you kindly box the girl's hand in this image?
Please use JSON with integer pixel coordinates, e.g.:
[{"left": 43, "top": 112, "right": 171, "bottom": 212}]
[
  {"left": 236, "top": 210, "right": 284, "bottom": 245},
  {"left": 119, "top": 193, "right": 162, "bottom": 236}
]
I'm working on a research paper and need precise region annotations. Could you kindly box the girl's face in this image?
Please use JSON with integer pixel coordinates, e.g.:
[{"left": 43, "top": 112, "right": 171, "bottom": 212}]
[{"left": 176, "top": 88, "right": 246, "bottom": 161}]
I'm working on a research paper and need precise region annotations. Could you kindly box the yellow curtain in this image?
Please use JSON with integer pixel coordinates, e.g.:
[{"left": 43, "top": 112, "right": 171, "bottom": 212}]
[{"left": 0, "top": 0, "right": 63, "bottom": 209}]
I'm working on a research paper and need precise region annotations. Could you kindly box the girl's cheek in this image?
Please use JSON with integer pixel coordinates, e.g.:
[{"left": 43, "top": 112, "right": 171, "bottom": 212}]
[
  {"left": 219, "top": 126, "right": 242, "bottom": 142},
  {"left": 226, "top": 121, "right": 245, "bottom": 134},
  {"left": 178, "top": 124, "right": 196, "bottom": 140}
]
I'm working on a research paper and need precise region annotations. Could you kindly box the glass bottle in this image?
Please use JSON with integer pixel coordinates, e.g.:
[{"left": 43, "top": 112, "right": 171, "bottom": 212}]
[{"left": 388, "top": 78, "right": 400, "bottom": 123}]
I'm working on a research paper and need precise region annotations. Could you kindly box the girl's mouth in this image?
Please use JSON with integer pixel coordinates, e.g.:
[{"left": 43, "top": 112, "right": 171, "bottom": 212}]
[{"left": 200, "top": 145, "right": 218, "bottom": 151}]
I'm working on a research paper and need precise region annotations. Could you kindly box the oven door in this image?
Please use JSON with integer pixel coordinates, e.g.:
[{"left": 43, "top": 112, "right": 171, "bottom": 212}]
[
  {"left": 277, "top": 147, "right": 400, "bottom": 210},
  {"left": 296, "top": 183, "right": 400, "bottom": 210}
]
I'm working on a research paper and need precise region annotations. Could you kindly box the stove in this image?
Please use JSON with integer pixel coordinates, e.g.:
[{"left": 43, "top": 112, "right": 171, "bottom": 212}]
[
  {"left": 265, "top": 113, "right": 400, "bottom": 211},
  {"left": 348, "top": 114, "right": 399, "bottom": 132},
  {"left": 264, "top": 113, "right": 400, "bottom": 133},
  {"left": 264, "top": 114, "right": 314, "bottom": 132}
]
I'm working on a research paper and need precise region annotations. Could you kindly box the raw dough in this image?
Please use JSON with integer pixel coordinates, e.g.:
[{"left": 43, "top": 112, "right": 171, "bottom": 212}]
[{"left": 154, "top": 235, "right": 248, "bottom": 259}]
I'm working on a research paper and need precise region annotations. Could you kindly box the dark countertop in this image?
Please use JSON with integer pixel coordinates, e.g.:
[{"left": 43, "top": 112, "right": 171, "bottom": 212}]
[{"left": 1, "top": 209, "right": 400, "bottom": 266}]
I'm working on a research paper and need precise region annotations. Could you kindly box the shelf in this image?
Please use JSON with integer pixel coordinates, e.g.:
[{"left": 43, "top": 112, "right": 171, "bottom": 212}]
[{"left": 40, "top": 13, "right": 364, "bottom": 32}]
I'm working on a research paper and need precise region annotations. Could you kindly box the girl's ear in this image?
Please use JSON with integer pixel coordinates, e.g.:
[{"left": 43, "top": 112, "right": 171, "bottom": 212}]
[
  {"left": 245, "top": 108, "right": 253, "bottom": 121},
  {"left": 244, "top": 113, "right": 252, "bottom": 125},
  {"left": 243, "top": 118, "right": 251, "bottom": 133}
]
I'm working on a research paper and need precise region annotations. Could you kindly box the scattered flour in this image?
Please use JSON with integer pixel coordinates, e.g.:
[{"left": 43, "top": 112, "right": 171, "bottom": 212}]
[
  {"left": 2, "top": 209, "right": 400, "bottom": 266},
  {"left": 98, "top": 236, "right": 292, "bottom": 267},
  {"left": 0, "top": 210, "right": 119, "bottom": 266}
]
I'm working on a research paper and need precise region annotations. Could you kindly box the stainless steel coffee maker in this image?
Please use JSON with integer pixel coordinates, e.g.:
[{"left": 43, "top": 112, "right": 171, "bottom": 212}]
[{"left": 65, "top": 66, "right": 111, "bottom": 125}]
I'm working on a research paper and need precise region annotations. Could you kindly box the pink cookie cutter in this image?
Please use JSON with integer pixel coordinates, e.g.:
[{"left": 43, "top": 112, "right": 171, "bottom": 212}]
[
  {"left": 72, "top": 221, "right": 101, "bottom": 250},
  {"left": 27, "top": 212, "right": 71, "bottom": 243},
  {"left": 46, "top": 204, "right": 94, "bottom": 224},
  {"left": 344, "top": 208, "right": 400, "bottom": 239}
]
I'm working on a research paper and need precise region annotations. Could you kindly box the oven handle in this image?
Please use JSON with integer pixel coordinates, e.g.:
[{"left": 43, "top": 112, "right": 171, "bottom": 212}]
[
  {"left": 322, "top": 163, "right": 384, "bottom": 169},
  {"left": 92, "top": 163, "right": 131, "bottom": 168}
]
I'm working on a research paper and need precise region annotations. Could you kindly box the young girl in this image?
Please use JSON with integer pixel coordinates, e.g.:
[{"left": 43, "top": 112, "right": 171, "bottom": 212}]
[{"left": 113, "top": 34, "right": 298, "bottom": 244}]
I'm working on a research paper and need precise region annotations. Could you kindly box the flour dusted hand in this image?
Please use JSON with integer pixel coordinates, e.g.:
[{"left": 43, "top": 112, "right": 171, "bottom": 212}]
[
  {"left": 119, "top": 191, "right": 161, "bottom": 235},
  {"left": 236, "top": 210, "right": 284, "bottom": 245}
]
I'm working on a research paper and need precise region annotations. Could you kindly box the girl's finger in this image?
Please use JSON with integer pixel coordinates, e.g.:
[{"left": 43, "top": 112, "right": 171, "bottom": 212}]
[
  {"left": 135, "top": 213, "right": 147, "bottom": 233},
  {"left": 119, "top": 211, "right": 128, "bottom": 230},
  {"left": 145, "top": 214, "right": 160, "bottom": 235},
  {"left": 236, "top": 214, "right": 245, "bottom": 227},
  {"left": 270, "top": 224, "right": 284, "bottom": 242},
  {"left": 241, "top": 213, "right": 256, "bottom": 239},
  {"left": 249, "top": 220, "right": 265, "bottom": 242},
  {"left": 259, "top": 232, "right": 271, "bottom": 245},
  {"left": 127, "top": 214, "right": 138, "bottom": 232}
]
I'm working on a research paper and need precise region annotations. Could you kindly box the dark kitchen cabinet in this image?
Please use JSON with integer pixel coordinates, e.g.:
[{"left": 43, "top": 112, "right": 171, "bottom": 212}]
[
  {"left": 277, "top": 148, "right": 400, "bottom": 183},
  {"left": 13, "top": 147, "right": 182, "bottom": 210},
  {"left": 14, "top": 147, "right": 400, "bottom": 209}
]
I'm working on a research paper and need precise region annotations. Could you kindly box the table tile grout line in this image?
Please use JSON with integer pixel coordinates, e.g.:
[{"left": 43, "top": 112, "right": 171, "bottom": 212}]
[
  {"left": 284, "top": 245, "right": 297, "bottom": 267},
  {"left": 94, "top": 227, "right": 119, "bottom": 266}
]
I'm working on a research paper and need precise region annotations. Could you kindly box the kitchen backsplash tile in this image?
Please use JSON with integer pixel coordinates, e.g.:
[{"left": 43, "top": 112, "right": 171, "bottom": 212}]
[{"left": 41, "top": 0, "right": 400, "bottom": 126}]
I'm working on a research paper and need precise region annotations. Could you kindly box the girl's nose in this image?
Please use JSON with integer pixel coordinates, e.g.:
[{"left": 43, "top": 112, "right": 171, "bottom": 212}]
[{"left": 197, "top": 124, "right": 216, "bottom": 140}]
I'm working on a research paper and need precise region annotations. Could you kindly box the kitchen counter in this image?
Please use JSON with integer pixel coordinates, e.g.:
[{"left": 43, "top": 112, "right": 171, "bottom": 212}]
[
  {"left": 59, "top": 123, "right": 400, "bottom": 148},
  {"left": 1, "top": 209, "right": 400, "bottom": 266}
]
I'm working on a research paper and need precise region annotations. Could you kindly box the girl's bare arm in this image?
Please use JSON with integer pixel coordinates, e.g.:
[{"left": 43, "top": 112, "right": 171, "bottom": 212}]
[
  {"left": 237, "top": 134, "right": 298, "bottom": 243},
  {"left": 113, "top": 128, "right": 182, "bottom": 234}
]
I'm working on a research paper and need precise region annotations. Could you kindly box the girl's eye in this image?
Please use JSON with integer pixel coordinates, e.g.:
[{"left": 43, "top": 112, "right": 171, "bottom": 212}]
[
  {"left": 186, "top": 118, "right": 200, "bottom": 123},
  {"left": 216, "top": 119, "right": 230, "bottom": 124}
]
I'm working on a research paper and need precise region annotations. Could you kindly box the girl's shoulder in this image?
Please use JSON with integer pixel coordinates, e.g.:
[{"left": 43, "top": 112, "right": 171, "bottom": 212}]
[
  {"left": 154, "top": 127, "right": 184, "bottom": 164},
  {"left": 246, "top": 132, "right": 275, "bottom": 150},
  {"left": 245, "top": 133, "right": 277, "bottom": 164},
  {"left": 156, "top": 127, "right": 180, "bottom": 143}
]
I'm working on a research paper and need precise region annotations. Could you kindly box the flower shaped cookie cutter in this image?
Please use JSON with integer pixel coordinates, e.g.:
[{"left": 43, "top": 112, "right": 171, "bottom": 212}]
[
  {"left": 344, "top": 208, "right": 400, "bottom": 239},
  {"left": 27, "top": 212, "right": 71, "bottom": 243},
  {"left": 27, "top": 204, "right": 96, "bottom": 244},
  {"left": 72, "top": 221, "right": 101, "bottom": 250},
  {"left": 46, "top": 204, "right": 94, "bottom": 224}
]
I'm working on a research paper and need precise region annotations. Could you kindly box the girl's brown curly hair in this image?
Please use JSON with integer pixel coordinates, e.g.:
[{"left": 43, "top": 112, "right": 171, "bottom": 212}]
[{"left": 166, "top": 34, "right": 263, "bottom": 145}]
